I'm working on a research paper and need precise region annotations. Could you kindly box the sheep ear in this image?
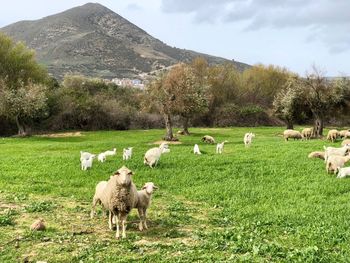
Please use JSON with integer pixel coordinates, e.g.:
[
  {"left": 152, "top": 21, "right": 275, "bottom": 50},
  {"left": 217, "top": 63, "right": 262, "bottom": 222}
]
[
  {"left": 153, "top": 185, "right": 159, "bottom": 190},
  {"left": 142, "top": 185, "right": 147, "bottom": 190},
  {"left": 114, "top": 171, "right": 120, "bottom": 176}
]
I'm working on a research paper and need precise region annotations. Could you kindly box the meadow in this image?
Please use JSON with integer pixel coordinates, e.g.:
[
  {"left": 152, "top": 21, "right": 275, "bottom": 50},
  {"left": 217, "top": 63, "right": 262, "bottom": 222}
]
[{"left": 1, "top": 127, "right": 350, "bottom": 262}]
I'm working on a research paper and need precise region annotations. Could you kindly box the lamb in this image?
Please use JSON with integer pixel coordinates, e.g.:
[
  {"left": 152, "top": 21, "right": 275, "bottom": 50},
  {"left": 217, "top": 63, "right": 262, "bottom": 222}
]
[
  {"left": 327, "top": 129, "right": 339, "bottom": 143},
  {"left": 301, "top": 128, "right": 313, "bottom": 140},
  {"left": 104, "top": 148, "right": 116, "bottom": 156},
  {"left": 90, "top": 181, "right": 108, "bottom": 218},
  {"left": 283, "top": 129, "right": 302, "bottom": 141},
  {"left": 339, "top": 130, "right": 350, "bottom": 139},
  {"left": 81, "top": 155, "right": 95, "bottom": 170},
  {"left": 123, "top": 147, "right": 133, "bottom": 160},
  {"left": 135, "top": 182, "right": 158, "bottom": 231},
  {"left": 91, "top": 166, "right": 138, "bottom": 239},
  {"left": 326, "top": 155, "right": 350, "bottom": 174},
  {"left": 244, "top": 133, "right": 255, "bottom": 147},
  {"left": 193, "top": 144, "right": 202, "bottom": 155},
  {"left": 308, "top": 151, "right": 325, "bottom": 160},
  {"left": 323, "top": 144, "right": 350, "bottom": 162},
  {"left": 216, "top": 140, "right": 228, "bottom": 154},
  {"left": 98, "top": 152, "right": 106, "bottom": 163},
  {"left": 144, "top": 143, "right": 169, "bottom": 168},
  {"left": 337, "top": 167, "right": 350, "bottom": 179},
  {"left": 342, "top": 139, "right": 350, "bottom": 146},
  {"left": 80, "top": 151, "right": 94, "bottom": 162},
  {"left": 201, "top": 135, "right": 215, "bottom": 144}
]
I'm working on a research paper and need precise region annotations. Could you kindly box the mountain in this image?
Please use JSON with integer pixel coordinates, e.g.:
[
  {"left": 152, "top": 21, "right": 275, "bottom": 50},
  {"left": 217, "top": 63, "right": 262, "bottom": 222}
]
[{"left": 0, "top": 3, "right": 250, "bottom": 79}]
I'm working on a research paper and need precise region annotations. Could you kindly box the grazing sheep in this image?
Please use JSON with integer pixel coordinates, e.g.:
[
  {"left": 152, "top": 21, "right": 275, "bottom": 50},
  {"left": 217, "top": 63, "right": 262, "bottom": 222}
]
[
  {"left": 98, "top": 153, "right": 106, "bottom": 163},
  {"left": 135, "top": 182, "right": 158, "bottom": 231},
  {"left": 244, "top": 133, "right": 255, "bottom": 147},
  {"left": 323, "top": 144, "right": 350, "bottom": 162},
  {"left": 81, "top": 155, "right": 95, "bottom": 170},
  {"left": 177, "top": 130, "right": 185, "bottom": 135},
  {"left": 308, "top": 151, "right": 325, "bottom": 160},
  {"left": 216, "top": 140, "right": 228, "bottom": 154},
  {"left": 337, "top": 167, "right": 350, "bottom": 179},
  {"left": 326, "top": 155, "right": 350, "bottom": 174},
  {"left": 201, "top": 135, "right": 215, "bottom": 144},
  {"left": 193, "top": 144, "right": 202, "bottom": 155},
  {"left": 327, "top": 129, "right": 339, "bottom": 143},
  {"left": 342, "top": 139, "right": 350, "bottom": 146},
  {"left": 104, "top": 148, "right": 116, "bottom": 156},
  {"left": 144, "top": 143, "right": 169, "bottom": 168},
  {"left": 90, "top": 181, "right": 108, "bottom": 218},
  {"left": 80, "top": 151, "right": 94, "bottom": 162},
  {"left": 301, "top": 128, "right": 313, "bottom": 140},
  {"left": 91, "top": 166, "right": 138, "bottom": 239},
  {"left": 339, "top": 130, "right": 350, "bottom": 139},
  {"left": 123, "top": 147, "right": 133, "bottom": 161},
  {"left": 283, "top": 129, "right": 302, "bottom": 141}
]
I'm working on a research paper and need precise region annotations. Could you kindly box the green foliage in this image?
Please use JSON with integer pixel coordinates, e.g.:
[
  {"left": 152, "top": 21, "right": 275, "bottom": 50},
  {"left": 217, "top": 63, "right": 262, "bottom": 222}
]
[
  {"left": 25, "top": 201, "right": 57, "bottom": 213},
  {"left": 0, "top": 209, "right": 17, "bottom": 226}
]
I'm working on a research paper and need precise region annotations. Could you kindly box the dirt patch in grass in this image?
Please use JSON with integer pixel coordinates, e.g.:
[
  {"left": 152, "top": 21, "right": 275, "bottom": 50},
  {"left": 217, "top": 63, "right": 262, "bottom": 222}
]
[
  {"left": 153, "top": 140, "right": 182, "bottom": 145},
  {"left": 36, "top": 132, "right": 82, "bottom": 138}
]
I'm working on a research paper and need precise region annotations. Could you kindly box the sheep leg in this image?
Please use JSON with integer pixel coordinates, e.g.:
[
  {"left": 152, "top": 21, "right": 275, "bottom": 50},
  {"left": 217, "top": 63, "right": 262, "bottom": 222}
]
[
  {"left": 90, "top": 197, "right": 98, "bottom": 219},
  {"left": 138, "top": 208, "right": 144, "bottom": 231},
  {"left": 115, "top": 215, "right": 120, "bottom": 239},
  {"left": 143, "top": 209, "right": 148, "bottom": 230},
  {"left": 121, "top": 215, "right": 127, "bottom": 239},
  {"left": 108, "top": 211, "right": 113, "bottom": 230}
]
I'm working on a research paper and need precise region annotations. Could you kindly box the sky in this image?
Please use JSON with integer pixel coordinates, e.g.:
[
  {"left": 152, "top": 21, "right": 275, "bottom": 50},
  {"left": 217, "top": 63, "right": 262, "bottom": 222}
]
[{"left": 0, "top": 0, "right": 349, "bottom": 76}]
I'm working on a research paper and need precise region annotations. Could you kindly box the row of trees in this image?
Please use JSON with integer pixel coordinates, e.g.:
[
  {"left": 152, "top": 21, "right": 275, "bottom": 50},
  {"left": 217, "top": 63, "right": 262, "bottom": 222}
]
[{"left": 1, "top": 32, "right": 350, "bottom": 138}]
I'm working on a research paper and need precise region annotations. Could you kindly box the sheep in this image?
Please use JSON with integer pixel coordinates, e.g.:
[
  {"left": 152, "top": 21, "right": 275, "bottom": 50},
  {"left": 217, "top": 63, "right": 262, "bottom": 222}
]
[
  {"left": 91, "top": 166, "right": 138, "bottom": 239},
  {"left": 193, "top": 144, "right": 202, "bottom": 155},
  {"left": 244, "top": 133, "right": 255, "bottom": 147},
  {"left": 326, "top": 155, "right": 350, "bottom": 174},
  {"left": 104, "top": 148, "right": 116, "bottom": 156},
  {"left": 342, "top": 139, "right": 350, "bottom": 146},
  {"left": 90, "top": 181, "right": 108, "bottom": 218},
  {"left": 337, "top": 167, "right": 350, "bottom": 179},
  {"left": 216, "top": 140, "right": 228, "bottom": 154},
  {"left": 327, "top": 129, "right": 339, "bottom": 143},
  {"left": 80, "top": 151, "right": 94, "bottom": 162},
  {"left": 339, "top": 130, "right": 350, "bottom": 139},
  {"left": 323, "top": 144, "right": 350, "bottom": 162},
  {"left": 301, "top": 128, "right": 313, "bottom": 140},
  {"left": 98, "top": 153, "right": 106, "bottom": 163},
  {"left": 135, "top": 182, "right": 158, "bottom": 231},
  {"left": 144, "top": 143, "right": 169, "bottom": 168},
  {"left": 123, "top": 147, "right": 133, "bottom": 161},
  {"left": 81, "top": 155, "right": 95, "bottom": 170},
  {"left": 308, "top": 151, "right": 325, "bottom": 160},
  {"left": 201, "top": 135, "right": 216, "bottom": 144},
  {"left": 283, "top": 129, "right": 302, "bottom": 141}
]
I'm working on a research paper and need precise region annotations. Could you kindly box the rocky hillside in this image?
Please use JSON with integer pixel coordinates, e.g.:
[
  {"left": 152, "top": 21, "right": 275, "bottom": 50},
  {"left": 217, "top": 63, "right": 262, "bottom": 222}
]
[{"left": 1, "top": 3, "right": 250, "bottom": 79}]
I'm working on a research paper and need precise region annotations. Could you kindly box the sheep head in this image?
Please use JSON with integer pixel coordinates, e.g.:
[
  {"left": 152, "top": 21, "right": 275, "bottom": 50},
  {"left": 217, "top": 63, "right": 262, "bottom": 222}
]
[
  {"left": 142, "top": 182, "right": 159, "bottom": 194},
  {"left": 114, "top": 166, "right": 134, "bottom": 186}
]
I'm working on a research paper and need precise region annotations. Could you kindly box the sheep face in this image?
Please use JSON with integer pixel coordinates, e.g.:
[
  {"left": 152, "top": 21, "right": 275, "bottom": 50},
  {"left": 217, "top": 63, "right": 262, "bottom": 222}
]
[
  {"left": 114, "top": 166, "right": 133, "bottom": 186},
  {"left": 142, "top": 182, "right": 159, "bottom": 194}
]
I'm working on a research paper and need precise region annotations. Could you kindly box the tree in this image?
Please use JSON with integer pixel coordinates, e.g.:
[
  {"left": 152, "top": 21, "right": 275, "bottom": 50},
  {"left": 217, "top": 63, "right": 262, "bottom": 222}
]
[{"left": 0, "top": 33, "right": 49, "bottom": 135}]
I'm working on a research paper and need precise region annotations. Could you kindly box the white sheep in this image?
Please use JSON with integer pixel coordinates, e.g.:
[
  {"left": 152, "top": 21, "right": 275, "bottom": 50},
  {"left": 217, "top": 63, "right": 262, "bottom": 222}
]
[
  {"left": 202, "top": 135, "right": 216, "bottom": 144},
  {"left": 193, "top": 144, "right": 202, "bottom": 155},
  {"left": 135, "top": 182, "right": 158, "bottom": 231},
  {"left": 144, "top": 143, "right": 169, "bottom": 168},
  {"left": 339, "top": 130, "right": 350, "bottom": 139},
  {"left": 323, "top": 144, "right": 350, "bottom": 162},
  {"left": 283, "top": 129, "right": 302, "bottom": 141},
  {"left": 98, "top": 153, "right": 106, "bottom": 163},
  {"left": 301, "top": 128, "right": 313, "bottom": 140},
  {"left": 327, "top": 129, "right": 339, "bottom": 143},
  {"left": 244, "top": 133, "right": 255, "bottom": 147},
  {"left": 342, "top": 139, "right": 350, "bottom": 146},
  {"left": 80, "top": 151, "right": 94, "bottom": 162},
  {"left": 104, "top": 148, "right": 116, "bottom": 156},
  {"left": 123, "top": 147, "right": 133, "bottom": 160},
  {"left": 337, "top": 167, "right": 350, "bottom": 179},
  {"left": 326, "top": 155, "right": 350, "bottom": 174},
  {"left": 81, "top": 155, "right": 95, "bottom": 170},
  {"left": 91, "top": 166, "right": 138, "bottom": 239},
  {"left": 308, "top": 151, "right": 325, "bottom": 160},
  {"left": 90, "top": 181, "right": 108, "bottom": 218},
  {"left": 216, "top": 140, "right": 228, "bottom": 154}
]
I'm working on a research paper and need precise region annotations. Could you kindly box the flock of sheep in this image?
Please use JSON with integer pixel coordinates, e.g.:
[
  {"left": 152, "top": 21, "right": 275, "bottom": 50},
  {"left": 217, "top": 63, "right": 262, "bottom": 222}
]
[
  {"left": 80, "top": 132, "right": 256, "bottom": 239},
  {"left": 284, "top": 128, "right": 350, "bottom": 178}
]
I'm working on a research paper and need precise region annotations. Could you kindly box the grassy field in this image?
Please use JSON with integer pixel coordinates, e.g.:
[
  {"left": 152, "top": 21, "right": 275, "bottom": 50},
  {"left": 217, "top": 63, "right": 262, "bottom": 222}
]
[{"left": 1, "top": 127, "right": 350, "bottom": 262}]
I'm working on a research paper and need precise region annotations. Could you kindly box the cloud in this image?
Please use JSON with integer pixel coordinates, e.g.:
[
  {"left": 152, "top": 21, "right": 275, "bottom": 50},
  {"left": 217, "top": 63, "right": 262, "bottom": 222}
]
[{"left": 161, "top": 0, "right": 350, "bottom": 53}]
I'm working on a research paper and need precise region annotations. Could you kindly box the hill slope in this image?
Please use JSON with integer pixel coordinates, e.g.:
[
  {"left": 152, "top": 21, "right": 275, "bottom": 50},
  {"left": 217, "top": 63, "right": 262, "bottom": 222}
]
[{"left": 1, "top": 3, "right": 250, "bottom": 79}]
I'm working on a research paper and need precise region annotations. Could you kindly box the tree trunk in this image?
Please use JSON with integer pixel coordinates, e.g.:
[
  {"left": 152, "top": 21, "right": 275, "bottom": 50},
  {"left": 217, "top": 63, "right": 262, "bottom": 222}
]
[
  {"left": 286, "top": 119, "right": 294, "bottom": 130},
  {"left": 163, "top": 112, "right": 174, "bottom": 141},
  {"left": 15, "top": 115, "right": 26, "bottom": 136},
  {"left": 313, "top": 117, "right": 324, "bottom": 137},
  {"left": 182, "top": 117, "right": 190, "bottom": 135}
]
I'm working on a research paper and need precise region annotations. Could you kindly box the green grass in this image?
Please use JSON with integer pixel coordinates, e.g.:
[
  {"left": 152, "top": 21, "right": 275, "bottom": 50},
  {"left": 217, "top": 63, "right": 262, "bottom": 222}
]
[{"left": 1, "top": 127, "right": 350, "bottom": 262}]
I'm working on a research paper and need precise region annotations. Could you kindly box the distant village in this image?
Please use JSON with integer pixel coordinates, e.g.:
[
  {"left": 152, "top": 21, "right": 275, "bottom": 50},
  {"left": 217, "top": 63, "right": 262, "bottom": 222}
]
[{"left": 109, "top": 77, "right": 145, "bottom": 89}]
